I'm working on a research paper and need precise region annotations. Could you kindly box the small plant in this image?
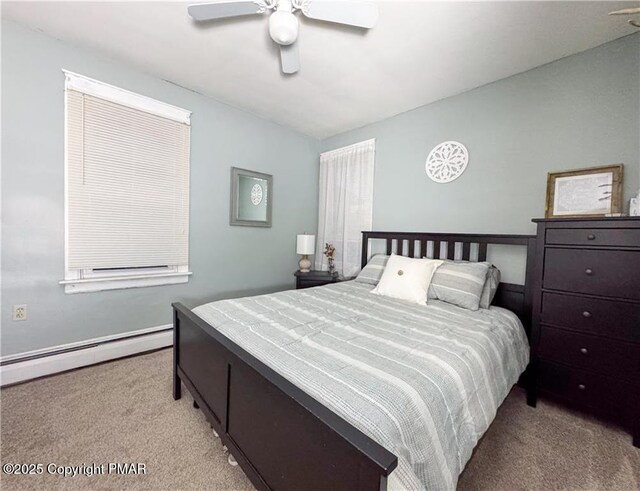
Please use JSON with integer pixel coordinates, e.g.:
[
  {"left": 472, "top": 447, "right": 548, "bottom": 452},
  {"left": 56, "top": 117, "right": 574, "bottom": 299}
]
[{"left": 324, "top": 243, "right": 336, "bottom": 272}]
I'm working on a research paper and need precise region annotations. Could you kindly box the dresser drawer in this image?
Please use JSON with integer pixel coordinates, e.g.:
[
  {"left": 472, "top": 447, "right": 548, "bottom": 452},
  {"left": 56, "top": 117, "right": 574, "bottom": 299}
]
[
  {"left": 537, "top": 361, "right": 635, "bottom": 421},
  {"left": 541, "top": 292, "right": 640, "bottom": 342},
  {"left": 538, "top": 326, "right": 639, "bottom": 380},
  {"left": 543, "top": 248, "right": 640, "bottom": 300},
  {"left": 546, "top": 228, "right": 640, "bottom": 248}
]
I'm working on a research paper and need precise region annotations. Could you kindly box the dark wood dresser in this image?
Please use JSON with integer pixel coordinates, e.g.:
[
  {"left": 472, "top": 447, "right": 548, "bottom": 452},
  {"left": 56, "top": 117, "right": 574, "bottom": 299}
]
[{"left": 531, "top": 217, "right": 640, "bottom": 447}]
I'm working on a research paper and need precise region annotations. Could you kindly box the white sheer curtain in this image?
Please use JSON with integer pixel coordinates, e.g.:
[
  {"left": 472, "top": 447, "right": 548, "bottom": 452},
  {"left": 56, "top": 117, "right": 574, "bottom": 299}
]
[{"left": 315, "top": 139, "right": 375, "bottom": 278}]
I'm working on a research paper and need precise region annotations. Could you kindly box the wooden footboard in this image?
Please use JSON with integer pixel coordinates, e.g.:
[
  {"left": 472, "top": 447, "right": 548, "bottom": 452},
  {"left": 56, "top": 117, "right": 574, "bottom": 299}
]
[{"left": 172, "top": 302, "right": 398, "bottom": 491}]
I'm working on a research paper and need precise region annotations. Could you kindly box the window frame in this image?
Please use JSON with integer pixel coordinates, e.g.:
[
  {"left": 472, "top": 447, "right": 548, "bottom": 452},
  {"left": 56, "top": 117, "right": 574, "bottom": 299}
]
[{"left": 60, "top": 70, "right": 192, "bottom": 294}]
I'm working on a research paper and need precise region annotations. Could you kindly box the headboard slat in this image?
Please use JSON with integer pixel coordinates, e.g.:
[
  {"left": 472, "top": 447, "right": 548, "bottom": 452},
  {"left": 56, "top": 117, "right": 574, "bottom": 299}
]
[
  {"left": 478, "top": 242, "right": 488, "bottom": 262},
  {"left": 447, "top": 241, "right": 456, "bottom": 260},
  {"left": 462, "top": 242, "right": 471, "bottom": 261},
  {"left": 433, "top": 241, "right": 440, "bottom": 259}
]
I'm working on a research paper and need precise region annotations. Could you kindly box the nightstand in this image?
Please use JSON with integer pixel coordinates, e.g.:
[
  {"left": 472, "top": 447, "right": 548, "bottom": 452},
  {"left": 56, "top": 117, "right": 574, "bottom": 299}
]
[{"left": 294, "top": 270, "right": 339, "bottom": 289}]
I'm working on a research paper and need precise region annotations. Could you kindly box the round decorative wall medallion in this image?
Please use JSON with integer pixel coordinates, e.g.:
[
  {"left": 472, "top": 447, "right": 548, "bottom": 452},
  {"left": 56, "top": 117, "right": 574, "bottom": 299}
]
[
  {"left": 425, "top": 141, "right": 469, "bottom": 183},
  {"left": 250, "top": 183, "right": 263, "bottom": 205}
]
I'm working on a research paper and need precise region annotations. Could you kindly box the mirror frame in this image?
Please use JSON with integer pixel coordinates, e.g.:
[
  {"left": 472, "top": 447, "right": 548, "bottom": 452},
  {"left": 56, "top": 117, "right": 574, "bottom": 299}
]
[{"left": 230, "top": 167, "right": 273, "bottom": 227}]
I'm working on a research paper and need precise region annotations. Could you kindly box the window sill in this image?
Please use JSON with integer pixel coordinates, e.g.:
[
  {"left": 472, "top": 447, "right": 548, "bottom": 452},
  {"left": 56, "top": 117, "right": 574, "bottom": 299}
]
[{"left": 59, "top": 272, "right": 192, "bottom": 294}]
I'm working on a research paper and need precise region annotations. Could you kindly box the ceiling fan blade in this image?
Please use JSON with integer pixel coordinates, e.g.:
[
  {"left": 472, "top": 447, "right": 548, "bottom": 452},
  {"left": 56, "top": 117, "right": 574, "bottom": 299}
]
[
  {"left": 630, "top": 19, "right": 640, "bottom": 27},
  {"left": 280, "top": 43, "right": 300, "bottom": 74},
  {"left": 300, "top": 0, "right": 378, "bottom": 28},
  {"left": 608, "top": 7, "right": 640, "bottom": 15},
  {"left": 188, "top": 1, "right": 269, "bottom": 21}
]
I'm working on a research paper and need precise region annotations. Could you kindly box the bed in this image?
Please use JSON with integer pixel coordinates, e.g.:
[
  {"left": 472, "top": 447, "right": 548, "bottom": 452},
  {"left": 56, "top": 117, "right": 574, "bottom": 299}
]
[{"left": 172, "top": 231, "right": 537, "bottom": 491}]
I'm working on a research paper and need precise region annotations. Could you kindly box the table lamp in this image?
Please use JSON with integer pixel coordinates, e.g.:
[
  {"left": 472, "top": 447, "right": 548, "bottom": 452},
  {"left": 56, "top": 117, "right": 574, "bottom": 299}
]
[{"left": 296, "top": 234, "right": 316, "bottom": 273}]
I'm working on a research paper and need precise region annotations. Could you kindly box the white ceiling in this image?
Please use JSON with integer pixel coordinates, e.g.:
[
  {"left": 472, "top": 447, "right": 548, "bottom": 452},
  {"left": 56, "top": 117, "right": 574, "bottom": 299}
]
[{"left": 2, "top": 1, "right": 637, "bottom": 138}]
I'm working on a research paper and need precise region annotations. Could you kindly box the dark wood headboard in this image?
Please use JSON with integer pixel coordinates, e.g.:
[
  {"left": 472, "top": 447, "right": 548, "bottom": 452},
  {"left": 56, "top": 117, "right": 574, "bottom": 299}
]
[{"left": 360, "top": 231, "right": 537, "bottom": 334}]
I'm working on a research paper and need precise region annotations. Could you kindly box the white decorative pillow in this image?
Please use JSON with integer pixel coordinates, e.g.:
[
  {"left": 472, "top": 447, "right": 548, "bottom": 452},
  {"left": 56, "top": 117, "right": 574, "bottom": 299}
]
[{"left": 371, "top": 254, "right": 443, "bottom": 305}]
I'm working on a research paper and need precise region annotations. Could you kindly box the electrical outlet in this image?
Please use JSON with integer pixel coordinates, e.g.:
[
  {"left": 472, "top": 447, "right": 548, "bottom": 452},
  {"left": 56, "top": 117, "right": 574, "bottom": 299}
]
[{"left": 12, "top": 305, "right": 27, "bottom": 321}]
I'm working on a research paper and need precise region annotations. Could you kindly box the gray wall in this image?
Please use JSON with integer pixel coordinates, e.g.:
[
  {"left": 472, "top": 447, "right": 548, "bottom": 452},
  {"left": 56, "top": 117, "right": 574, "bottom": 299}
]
[
  {"left": 1, "top": 21, "right": 320, "bottom": 356},
  {"left": 322, "top": 33, "right": 640, "bottom": 236}
]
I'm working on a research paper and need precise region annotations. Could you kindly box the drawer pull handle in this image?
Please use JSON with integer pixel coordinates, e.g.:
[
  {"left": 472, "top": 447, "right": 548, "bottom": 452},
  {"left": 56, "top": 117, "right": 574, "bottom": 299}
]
[
  {"left": 587, "top": 234, "right": 596, "bottom": 240},
  {"left": 580, "top": 347, "right": 588, "bottom": 355},
  {"left": 578, "top": 384, "right": 586, "bottom": 391},
  {"left": 585, "top": 268, "right": 593, "bottom": 276},
  {"left": 582, "top": 311, "right": 592, "bottom": 318}
]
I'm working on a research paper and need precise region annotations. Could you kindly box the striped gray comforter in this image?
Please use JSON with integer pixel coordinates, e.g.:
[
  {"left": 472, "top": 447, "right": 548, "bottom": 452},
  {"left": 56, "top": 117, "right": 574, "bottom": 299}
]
[{"left": 193, "top": 281, "right": 529, "bottom": 491}]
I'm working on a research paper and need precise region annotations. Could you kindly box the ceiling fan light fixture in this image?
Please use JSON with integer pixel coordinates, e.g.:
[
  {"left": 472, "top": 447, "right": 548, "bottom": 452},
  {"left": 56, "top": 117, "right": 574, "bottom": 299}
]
[
  {"left": 269, "top": 9, "right": 299, "bottom": 45},
  {"left": 187, "top": 0, "right": 379, "bottom": 74}
]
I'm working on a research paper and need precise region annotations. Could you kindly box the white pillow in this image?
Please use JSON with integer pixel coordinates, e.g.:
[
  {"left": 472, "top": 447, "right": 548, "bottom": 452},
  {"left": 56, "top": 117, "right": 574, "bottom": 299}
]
[{"left": 371, "top": 254, "right": 443, "bottom": 305}]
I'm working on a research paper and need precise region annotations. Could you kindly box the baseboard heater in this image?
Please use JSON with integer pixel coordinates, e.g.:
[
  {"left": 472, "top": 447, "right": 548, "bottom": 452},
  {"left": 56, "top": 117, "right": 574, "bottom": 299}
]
[{"left": 0, "top": 325, "right": 172, "bottom": 387}]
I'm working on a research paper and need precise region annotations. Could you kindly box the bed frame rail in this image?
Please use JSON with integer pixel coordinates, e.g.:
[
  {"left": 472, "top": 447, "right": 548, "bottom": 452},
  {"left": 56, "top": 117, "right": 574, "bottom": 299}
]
[{"left": 173, "top": 303, "right": 397, "bottom": 491}]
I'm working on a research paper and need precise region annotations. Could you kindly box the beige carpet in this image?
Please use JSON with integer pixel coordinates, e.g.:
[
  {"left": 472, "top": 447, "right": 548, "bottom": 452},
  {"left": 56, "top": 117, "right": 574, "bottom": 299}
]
[{"left": 1, "top": 349, "right": 638, "bottom": 490}]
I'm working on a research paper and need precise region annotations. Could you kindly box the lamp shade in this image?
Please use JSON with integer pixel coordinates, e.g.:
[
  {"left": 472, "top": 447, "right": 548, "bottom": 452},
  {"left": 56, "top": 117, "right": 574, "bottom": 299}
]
[{"left": 296, "top": 234, "right": 316, "bottom": 255}]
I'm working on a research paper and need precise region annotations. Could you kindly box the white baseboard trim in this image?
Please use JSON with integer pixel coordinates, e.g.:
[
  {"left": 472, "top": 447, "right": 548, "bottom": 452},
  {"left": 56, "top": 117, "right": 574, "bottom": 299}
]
[{"left": 0, "top": 325, "right": 172, "bottom": 387}]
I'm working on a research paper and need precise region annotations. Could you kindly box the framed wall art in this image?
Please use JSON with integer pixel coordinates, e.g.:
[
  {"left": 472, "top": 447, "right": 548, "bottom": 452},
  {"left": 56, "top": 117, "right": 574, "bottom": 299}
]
[
  {"left": 230, "top": 167, "right": 272, "bottom": 227},
  {"left": 545, "top": 164, "right": 623, "bottom": 218}
]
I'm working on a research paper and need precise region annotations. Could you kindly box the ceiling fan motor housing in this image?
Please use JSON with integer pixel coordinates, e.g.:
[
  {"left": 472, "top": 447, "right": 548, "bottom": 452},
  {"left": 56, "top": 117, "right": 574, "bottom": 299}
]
[{"left": 269, "top": 0, "right": 299, "bottom": 45}]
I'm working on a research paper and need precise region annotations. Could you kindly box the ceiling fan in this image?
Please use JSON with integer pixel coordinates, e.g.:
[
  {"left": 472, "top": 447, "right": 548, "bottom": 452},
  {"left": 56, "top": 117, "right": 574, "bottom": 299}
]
[
  {"left": 609, "top": 6, "right": 640, "bottom": 28},
  {"left": 187, "top": 0, "right": 379, "bottom": 74}
]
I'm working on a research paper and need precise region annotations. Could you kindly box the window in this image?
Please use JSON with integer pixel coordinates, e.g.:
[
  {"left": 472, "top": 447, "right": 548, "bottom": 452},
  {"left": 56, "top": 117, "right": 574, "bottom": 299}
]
[
  {"left": 60, "top": 71, "right": 191, "bottom": 293},
  {"left": 315, "top": 139, "right": 375, "bottom": 277}
]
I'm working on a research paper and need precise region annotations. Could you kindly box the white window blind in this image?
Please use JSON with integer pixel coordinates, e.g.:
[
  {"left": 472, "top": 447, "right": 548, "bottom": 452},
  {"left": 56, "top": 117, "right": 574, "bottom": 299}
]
[{"left": 62, "top": 71, "right": 191, "bottom": 292}]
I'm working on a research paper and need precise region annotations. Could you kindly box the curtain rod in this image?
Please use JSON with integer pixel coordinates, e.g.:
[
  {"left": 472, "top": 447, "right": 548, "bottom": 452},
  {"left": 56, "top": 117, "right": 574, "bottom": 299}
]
[{"left": 320, "top": 138, "right": 376, "bottom": 158}]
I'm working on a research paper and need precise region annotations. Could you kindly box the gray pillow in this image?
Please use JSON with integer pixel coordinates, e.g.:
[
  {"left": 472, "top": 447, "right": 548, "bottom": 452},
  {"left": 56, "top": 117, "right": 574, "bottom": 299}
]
[
  {"left": 354, "top": 254, "right": 389, "bottom": 285},
  {"left": 428, "top": 261, "right": 490, "bottom": 311},
  {"left": 479, "top": 265, "right": 501, "bottom": 309}
]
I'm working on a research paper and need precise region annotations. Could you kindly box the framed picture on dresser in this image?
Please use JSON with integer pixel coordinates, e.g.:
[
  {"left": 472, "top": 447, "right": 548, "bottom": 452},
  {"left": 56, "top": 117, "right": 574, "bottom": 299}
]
[{"left": 545, "top": 164, "right": 623, "bottom": 218}]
